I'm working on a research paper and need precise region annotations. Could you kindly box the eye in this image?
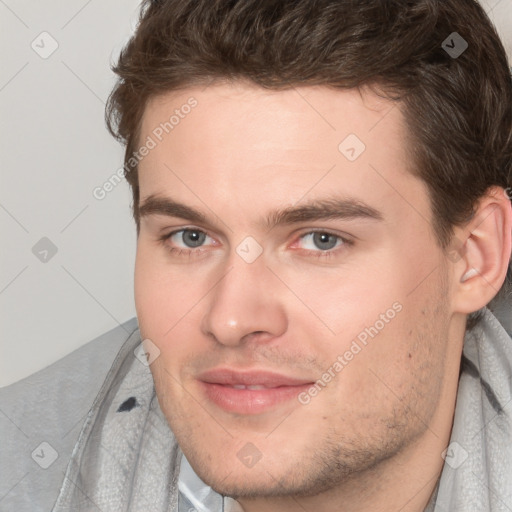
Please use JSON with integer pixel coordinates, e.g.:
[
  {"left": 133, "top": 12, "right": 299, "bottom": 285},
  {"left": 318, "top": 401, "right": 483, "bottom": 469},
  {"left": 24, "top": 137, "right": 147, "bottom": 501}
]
[
  {"left": 295, "top": 231, "right": 348, "bottom": 252},
  {"left": 163, "top": 228, "right": 214, "bottom": 249}
]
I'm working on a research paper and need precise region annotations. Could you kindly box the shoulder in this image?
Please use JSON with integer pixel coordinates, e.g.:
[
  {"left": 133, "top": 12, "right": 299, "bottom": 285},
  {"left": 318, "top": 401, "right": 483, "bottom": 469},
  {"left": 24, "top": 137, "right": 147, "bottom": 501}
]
[
  {"left": 489, "top": 295, "right": 511, "bottom": 338},
  {"left": 0, "top": 318, "right": 140, "bottom": 512}
]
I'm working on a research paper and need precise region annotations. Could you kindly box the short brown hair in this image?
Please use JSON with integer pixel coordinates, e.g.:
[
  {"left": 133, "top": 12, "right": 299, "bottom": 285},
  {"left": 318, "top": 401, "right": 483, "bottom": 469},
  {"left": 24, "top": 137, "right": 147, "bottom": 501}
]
[{"left": 106, "top": 0, "right": 512, "bottom": 325}]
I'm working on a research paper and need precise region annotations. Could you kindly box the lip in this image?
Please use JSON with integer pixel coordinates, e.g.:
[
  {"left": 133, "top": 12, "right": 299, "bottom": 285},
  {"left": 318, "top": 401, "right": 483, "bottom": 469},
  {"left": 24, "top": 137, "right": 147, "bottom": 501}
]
[
  {"left": 198, "top": 368, "right": 313, "bottom": 387},
  {"left": 197, "top": 368, "right": 314, "bottom": 415}
]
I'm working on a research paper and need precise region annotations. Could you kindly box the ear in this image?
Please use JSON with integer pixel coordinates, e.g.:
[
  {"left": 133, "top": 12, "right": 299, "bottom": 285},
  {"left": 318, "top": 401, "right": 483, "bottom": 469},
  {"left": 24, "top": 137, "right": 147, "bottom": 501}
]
[{"left": 450, "top": 186, "right": 512, "bottom": 314}]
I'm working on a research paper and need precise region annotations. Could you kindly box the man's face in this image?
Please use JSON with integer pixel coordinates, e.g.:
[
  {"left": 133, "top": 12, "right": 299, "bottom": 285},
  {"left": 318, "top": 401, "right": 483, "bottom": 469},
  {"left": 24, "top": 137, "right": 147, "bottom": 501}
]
[{"left": 135, "top": 82, "right": 458, "bottom": 499}]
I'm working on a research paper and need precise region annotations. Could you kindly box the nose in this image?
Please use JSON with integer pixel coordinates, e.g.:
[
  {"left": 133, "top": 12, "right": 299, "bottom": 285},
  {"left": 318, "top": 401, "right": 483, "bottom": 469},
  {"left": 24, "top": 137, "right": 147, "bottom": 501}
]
[{"left": 200, "top": 256, "right": 288, "bottom": 347}]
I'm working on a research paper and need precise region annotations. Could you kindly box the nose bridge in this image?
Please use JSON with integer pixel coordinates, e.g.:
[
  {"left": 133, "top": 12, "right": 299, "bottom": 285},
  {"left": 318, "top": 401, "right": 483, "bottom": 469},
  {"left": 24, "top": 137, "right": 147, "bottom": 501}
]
[{"left": 201, "top": 252, "right": 287, "bottom": 346}]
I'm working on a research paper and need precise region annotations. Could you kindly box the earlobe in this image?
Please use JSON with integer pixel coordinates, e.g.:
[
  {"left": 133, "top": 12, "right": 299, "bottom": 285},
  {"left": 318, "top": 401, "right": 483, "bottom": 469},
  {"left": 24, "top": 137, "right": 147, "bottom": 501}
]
[{"left": 451, "top": 187, "right": 512, "bottom": 314}]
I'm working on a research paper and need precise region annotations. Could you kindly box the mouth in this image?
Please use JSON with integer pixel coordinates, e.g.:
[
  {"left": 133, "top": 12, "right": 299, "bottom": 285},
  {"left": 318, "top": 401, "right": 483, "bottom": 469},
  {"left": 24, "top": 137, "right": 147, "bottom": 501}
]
[{"left": 197, "top": 368, "right": 315, "bottom": 415}]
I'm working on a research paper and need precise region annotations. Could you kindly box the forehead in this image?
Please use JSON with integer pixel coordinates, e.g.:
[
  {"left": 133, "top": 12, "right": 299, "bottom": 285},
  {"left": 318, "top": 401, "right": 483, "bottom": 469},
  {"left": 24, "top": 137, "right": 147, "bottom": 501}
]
[
  {"left": 140, "top": 82, "right": 402, "bottom": 155},
  {"left": 137, "top": 82, "right": 430, "bottom": 229}
]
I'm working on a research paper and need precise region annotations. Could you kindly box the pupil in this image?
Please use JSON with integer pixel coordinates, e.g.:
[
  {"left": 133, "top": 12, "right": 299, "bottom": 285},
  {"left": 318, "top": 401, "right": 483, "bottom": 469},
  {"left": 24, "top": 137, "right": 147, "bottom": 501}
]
[
  {"left": 183, "top": 230, "right": 205, "bottom": 247},
  {"left": 313, "top": 232, "right": 337, "bottom": 250}
]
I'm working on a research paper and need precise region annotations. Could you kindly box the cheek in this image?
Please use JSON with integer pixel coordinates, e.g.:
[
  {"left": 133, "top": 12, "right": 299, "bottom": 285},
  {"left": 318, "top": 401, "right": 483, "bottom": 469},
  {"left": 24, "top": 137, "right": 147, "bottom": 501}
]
[
  {"left": 134, "top": 246, "right": 166, "bottom": 333},
  {"left": 134, "top": 243, "right": 202, "bottom": 339},
  {"left": 287, "top": 262, "right": 447, "bottom": 401},
  {"left": 134, "top": 242, "right": 221, "bottom": 392},
  {"left": 274, "top": 261, "right": 403, "bottom": 338},
  {"left": 134, "top": 243, "right": 187, "bottom": 346},
  {"left": 355, "top": 274, "right": 450, "bottom": 414}
]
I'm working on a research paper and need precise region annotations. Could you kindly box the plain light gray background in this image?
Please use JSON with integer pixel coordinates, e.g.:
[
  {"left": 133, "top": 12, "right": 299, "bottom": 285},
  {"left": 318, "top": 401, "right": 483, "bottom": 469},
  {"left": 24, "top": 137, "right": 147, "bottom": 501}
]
[
  {"left": 1, "top": 0, "right": 512, "bottom": 387},
  {"left": 1, "top": 0, "right": 141, "bottom": 387}
]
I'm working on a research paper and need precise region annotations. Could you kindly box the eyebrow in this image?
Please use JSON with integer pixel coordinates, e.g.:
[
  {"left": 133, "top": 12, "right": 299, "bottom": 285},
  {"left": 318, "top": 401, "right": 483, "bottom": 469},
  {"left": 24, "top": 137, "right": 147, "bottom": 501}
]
[
  {"left": 138, "top": 194, "right": 383, "bottom": 229},
  {"left": 266, "top": 197, "right": 383, "bottom": 228},
  {"left": 139, "top": 194, "right": 208, "bottom": 224}
]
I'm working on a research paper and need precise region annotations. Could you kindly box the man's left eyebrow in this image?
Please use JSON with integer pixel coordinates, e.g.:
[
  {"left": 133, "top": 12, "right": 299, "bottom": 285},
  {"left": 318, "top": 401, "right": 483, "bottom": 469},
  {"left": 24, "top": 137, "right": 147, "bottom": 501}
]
[{"left": 265, "top": 197, "right": 384, "bottom": 229}]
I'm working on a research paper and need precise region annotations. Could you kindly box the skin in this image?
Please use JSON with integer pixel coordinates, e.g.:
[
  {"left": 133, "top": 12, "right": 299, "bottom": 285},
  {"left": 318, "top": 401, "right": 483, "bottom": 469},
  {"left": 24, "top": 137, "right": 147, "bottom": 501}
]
[{"left": 134, "top": 81, "right": 511, "bottom": 512}]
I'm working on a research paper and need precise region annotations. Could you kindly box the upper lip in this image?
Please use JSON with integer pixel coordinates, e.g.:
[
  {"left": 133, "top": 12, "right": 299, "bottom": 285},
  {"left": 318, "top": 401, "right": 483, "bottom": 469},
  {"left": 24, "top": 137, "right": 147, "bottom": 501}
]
[{"left": 198, "top": 368, "right": 314, "bottom": 388}]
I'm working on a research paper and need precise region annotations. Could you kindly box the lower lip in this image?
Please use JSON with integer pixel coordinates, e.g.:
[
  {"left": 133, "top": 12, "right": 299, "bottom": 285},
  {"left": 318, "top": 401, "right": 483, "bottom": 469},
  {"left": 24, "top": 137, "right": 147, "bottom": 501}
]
[{"left": 199, "top": 382, "right": 313, "bottom": 415}]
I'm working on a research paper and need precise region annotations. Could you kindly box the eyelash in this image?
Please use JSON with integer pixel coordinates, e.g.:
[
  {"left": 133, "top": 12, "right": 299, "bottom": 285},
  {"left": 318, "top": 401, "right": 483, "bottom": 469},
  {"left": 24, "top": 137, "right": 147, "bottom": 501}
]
[{"left": 157, "top": 228, "right": 353, "bottom": 259}]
